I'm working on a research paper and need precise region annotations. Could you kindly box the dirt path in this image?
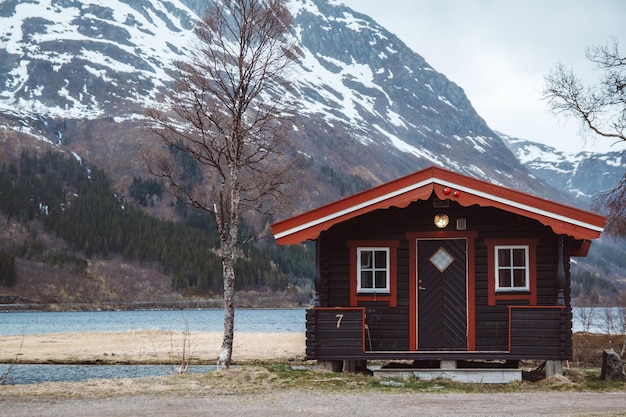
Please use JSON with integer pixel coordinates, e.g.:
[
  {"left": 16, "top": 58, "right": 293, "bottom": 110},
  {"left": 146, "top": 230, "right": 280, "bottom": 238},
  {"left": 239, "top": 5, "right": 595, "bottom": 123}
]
[{"left": 1, "top": 391, "right": 626, "bottom": 417}]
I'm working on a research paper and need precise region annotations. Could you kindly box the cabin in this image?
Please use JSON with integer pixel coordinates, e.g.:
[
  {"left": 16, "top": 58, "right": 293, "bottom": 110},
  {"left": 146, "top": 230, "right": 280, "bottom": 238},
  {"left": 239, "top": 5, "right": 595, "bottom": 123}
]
[{"left": 271, "top": 166, "right": 606, "bottom": 383}]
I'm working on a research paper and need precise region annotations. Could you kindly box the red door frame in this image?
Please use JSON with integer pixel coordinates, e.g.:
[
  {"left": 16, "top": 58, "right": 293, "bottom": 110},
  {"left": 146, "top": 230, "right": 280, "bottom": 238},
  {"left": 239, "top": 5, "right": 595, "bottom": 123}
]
[{"left": 406, "top": 231, "right": 477, "bottom": 351}]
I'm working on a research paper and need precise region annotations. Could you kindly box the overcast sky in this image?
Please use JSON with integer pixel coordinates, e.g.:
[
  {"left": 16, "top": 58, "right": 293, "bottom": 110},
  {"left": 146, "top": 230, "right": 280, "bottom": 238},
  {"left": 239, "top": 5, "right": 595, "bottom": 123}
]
[{"left": 339, "top": 0, "right": 625, "bottom": 153}]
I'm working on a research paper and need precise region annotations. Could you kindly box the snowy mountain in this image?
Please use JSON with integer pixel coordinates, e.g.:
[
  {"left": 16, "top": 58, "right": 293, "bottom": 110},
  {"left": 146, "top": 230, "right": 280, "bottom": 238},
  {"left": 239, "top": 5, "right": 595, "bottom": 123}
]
[
  {"left": 0, "top": 0, "right": 196, "bottom": 119},
  {"left": 501, "top": 133, "right": 625, "bottom": 206},
  {"left": 0, "top": 0, "right": 617, "bottom": 211}
]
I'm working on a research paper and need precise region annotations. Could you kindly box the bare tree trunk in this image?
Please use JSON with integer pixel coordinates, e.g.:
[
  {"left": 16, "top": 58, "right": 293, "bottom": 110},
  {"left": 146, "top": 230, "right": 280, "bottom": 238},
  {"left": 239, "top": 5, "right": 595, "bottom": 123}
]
[
  {"left": 216, "top": 169, "right": 241, "bottom": 370},
  {"left": 618, "top": 306, "right": 626, "bottom": 357},
  {"left": 217, "top": 248, "right": 236, "bottom": 369}
]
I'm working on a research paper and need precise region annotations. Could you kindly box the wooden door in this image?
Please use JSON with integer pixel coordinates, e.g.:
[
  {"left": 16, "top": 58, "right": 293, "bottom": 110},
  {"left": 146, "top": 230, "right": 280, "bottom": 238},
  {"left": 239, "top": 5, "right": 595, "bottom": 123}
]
[{"left": 417, "top": 239, "right": 467, "bottom": 350}]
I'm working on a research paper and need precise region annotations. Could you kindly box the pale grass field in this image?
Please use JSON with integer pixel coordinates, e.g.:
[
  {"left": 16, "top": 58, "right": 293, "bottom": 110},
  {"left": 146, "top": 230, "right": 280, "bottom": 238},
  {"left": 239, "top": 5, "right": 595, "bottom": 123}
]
[{"left": 0, "top": 331, "right": 305, "bottom": 364}]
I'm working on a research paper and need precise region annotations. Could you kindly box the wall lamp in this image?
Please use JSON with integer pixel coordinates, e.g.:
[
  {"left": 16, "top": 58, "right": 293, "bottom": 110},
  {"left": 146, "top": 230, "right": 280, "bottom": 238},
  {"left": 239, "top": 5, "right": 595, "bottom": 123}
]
[{"left": 434, "top": 213, "right": 449, "bottom": 229}]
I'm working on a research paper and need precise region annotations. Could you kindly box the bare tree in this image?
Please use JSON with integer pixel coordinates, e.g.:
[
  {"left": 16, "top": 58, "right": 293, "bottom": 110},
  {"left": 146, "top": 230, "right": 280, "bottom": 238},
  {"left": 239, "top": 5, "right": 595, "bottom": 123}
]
[
  {"left": 599, "top": 302, "right": 626, "bottom": 357},
  {"left": 610, "top": 292, "right": 626, "bottom": 357},
  {"left": 146, "top": 0, "right": 299, "bottom": 369},
  {"left": 574, "top": 293, "right": 597, "bottom": 334},
  {"left": 543, "top": 39, "right": 626, "bottom": 235}
]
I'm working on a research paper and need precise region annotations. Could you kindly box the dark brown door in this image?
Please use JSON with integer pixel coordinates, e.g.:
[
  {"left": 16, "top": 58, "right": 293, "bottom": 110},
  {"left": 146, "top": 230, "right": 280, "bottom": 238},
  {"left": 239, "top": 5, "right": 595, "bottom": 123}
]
[{"left": 417, "top": 239, "right": 467, "bottom": 350}]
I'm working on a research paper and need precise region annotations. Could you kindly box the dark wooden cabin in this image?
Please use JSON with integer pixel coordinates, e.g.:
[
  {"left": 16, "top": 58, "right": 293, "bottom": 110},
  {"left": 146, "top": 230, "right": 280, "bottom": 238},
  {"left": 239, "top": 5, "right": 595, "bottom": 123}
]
[{"left": 272, "top": 166, "right": 605, "bottom": 380}]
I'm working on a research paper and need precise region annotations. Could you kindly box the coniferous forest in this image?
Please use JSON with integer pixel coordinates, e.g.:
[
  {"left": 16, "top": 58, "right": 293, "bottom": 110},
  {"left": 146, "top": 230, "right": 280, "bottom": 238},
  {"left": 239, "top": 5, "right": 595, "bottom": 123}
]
[{"left": 0, "top": 151, "right": 315, "bottom": 296}]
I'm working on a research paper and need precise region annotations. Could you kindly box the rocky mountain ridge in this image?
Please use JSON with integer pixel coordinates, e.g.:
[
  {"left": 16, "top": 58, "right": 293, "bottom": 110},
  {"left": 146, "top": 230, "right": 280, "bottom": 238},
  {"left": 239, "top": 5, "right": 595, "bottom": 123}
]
[
  {"left": 500, "top": 132, "right": 624, "bottom": 208},
  {"left": 1, "top": 0, "right": 582, "bottom": 208}
]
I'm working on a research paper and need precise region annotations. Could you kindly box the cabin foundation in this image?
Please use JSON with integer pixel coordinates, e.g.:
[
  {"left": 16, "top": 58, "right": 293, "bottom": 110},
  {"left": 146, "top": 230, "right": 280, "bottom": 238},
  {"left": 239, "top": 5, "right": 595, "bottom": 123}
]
[
  {"left": 317, "top": 360, "right": 343, "bottom": 372},
  {"left": 373, "top": 367, "right": 522, "bottom": 384},
  {"left": 318, "top": 358, "right": 523, "bottom": 383},
  {"left": 372, "top": 360, "right": 522, "bottom": 384},
  {"left": 546, "top": 360, "right": 564, "bottom": 377}
]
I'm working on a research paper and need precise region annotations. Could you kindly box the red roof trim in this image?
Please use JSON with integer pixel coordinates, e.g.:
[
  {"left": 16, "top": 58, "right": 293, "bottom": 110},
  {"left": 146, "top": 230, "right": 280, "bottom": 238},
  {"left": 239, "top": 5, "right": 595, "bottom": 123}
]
[{"left": 271, "top": 166, "right": 605, "bottom": 245}]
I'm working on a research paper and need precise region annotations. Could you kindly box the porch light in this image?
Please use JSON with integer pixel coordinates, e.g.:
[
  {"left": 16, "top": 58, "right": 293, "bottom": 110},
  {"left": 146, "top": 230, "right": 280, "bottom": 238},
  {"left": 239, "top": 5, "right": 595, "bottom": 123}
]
[{"left": 434, "top": 213, "right": 449, "bottom": 228}]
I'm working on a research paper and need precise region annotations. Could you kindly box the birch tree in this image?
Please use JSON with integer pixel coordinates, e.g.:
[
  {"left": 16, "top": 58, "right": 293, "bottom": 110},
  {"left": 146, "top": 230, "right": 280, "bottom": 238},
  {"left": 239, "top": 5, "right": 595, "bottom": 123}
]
[{"left": 146, "top": 0, "right": 298, "bottom": 369}]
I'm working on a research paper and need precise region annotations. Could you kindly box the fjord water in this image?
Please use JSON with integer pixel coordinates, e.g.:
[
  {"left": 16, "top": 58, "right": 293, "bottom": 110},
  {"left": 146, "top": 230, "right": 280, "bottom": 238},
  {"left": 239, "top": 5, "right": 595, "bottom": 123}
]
[
  {"left": 0, "top": 308, "right": 306, "bottom": 336},
  {"left": 0, "top": 363, "right": 217, "bottom": 385}
]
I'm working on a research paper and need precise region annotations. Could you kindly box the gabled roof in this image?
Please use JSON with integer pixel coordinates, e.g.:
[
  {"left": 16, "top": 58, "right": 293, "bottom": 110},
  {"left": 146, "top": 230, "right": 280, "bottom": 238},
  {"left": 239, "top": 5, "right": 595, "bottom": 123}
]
[{"left": 271, "top": 166, "right": 606, "bottom": 245}]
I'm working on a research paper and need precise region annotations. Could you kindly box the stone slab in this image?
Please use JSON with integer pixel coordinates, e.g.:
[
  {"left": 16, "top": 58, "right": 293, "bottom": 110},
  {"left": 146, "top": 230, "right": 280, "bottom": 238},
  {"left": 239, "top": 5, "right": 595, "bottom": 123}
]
[{"left": 372, "top": 368, "right": 522, "bottom": 384}]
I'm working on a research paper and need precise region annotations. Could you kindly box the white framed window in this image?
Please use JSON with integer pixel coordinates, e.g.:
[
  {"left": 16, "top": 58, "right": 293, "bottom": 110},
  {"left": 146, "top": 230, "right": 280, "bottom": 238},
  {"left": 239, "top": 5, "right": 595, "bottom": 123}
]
[
  {"left": 494, "top": 245, "right": 530, "bottom": 292},
  {"left": 357, "top": 247, "right": 390, "bottom": 293}
]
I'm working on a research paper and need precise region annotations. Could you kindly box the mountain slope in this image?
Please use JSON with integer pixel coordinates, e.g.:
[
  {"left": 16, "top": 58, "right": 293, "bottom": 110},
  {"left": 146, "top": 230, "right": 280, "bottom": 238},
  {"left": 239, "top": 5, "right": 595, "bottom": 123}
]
[
  {"left": 501, "top": 132, "right": 625, "bottom": 206},
  {"left": 0, "top": 0, "right": 560, "bottom": 211},
  {"left": 286, "top": 0, "right": 547, "bottom": 195},
  {"left": 0, "top": 0, "right": 195, "bottom": 120}
]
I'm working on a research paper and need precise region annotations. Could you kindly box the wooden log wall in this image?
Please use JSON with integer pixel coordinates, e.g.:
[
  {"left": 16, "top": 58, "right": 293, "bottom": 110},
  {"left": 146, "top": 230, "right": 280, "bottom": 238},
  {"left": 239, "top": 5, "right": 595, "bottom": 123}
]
[{"left": 312, "top": 197, "right": 573, "bottom": 360}]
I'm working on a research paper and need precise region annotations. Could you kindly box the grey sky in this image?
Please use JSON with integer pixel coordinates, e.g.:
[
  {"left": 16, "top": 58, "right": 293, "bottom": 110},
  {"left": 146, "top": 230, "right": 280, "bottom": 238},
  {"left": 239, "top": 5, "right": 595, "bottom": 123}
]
[{"left": 339, "top": 0, "right": 625, "bottom": 153}]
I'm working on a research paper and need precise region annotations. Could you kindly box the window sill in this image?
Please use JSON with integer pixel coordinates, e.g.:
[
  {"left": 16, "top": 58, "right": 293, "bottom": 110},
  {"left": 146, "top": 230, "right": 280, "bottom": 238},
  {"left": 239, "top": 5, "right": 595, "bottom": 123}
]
[
  {"left": 351, "top": 293, "right": 396, "bottom": 307},
  {"left": 489, "top": 291, "right": 536, "bottom": 306},
  {"left": 357, "top": 291, "right": 390, "bottom": 295}
]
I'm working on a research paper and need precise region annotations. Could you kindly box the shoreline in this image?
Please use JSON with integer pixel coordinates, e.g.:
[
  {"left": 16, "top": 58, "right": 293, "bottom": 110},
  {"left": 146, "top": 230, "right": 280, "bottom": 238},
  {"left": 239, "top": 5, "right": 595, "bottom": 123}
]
[
  {"left": 0, "top": 331, "right": 306, "bottom": 365},
  {"left": 0, "top": 301, "right": 312, "bottom": 312}
]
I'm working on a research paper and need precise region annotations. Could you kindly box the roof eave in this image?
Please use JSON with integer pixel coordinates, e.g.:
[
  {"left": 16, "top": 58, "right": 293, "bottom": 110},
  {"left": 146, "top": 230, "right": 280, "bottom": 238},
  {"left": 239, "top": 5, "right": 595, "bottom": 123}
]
[{"left": 271, "top": 166, "right": 606, "bottom": 245}]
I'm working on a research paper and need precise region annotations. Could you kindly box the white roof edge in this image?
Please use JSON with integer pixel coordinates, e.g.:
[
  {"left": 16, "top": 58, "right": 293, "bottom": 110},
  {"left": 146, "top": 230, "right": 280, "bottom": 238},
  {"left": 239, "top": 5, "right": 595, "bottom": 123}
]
[
  {"left": 446, "top": 180, "right": 604, "bottom": 233},
  {"left": 274, "top": 178, "right": 434, "bottom": 240},
  {"left": 275, "top": 176, "right": 604, "bottom": 240}
]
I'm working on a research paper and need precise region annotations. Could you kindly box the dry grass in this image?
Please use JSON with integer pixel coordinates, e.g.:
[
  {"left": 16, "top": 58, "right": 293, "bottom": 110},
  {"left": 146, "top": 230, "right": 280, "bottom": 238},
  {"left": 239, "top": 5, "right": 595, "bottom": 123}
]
[
  {"left": 0, "top": 364, "right": 624, "bottom": 401},
  {"left": 573, "top": 332, "right": 626, "bottom": 367}
]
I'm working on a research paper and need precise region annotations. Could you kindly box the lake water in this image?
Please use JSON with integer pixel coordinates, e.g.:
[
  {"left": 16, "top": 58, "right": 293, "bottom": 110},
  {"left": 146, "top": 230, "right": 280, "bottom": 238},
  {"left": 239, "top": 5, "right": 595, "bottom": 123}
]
[
  {"left": 0, "top": 363, "right": 218, "bottom": 385},
  {"left": 0, "top": 308, "right": 306, "bottom": 336}
]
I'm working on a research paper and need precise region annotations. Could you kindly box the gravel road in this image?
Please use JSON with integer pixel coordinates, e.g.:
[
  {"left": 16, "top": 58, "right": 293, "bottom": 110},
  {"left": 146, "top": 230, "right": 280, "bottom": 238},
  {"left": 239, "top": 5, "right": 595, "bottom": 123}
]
[{"left": 2, "top": 391, "right": 626, "bottom": 417}]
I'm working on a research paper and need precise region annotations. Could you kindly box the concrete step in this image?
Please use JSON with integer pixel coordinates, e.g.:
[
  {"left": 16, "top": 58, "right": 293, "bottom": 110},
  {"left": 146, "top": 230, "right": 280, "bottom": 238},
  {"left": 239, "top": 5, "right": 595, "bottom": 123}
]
[{"left": 372, "top": 367, "right": 521, "bottom": 384}]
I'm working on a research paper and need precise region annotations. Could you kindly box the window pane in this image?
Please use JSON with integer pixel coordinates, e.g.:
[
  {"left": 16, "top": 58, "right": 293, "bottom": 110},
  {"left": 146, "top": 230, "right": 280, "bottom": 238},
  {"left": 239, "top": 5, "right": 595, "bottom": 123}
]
[
  {"left": 361, "top": 271, "right": 373, "bottom": 289},
  {"left": 513, "top": 269, "right": 526, "bottom": 288},
  {"left": 375, "top": 271, "right": 386, "bottom": 288},
  {"left": 360, "top": 251, "right": 372, "bottom": 269},
  {"left": 512, "top": 249, "right": 526, "bottom": 266},
  {"left": 374, "top": 250, "right": 387, "bottom": 268},
  {"left": 357, "top": 247, "right": 390, "bottom": 293},
  {"left": 497, "top": 249, "right": 511, "bottom": 266},
  {"left": 498, "top": 269, "right": 511, "bottom": 288}
]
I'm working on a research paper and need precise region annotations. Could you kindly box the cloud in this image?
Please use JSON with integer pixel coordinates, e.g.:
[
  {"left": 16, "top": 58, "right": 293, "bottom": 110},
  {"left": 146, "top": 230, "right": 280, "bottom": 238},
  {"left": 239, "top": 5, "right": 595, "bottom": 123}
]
[{"left": 340, "top": 0, "right": 626, "bottom": 153}]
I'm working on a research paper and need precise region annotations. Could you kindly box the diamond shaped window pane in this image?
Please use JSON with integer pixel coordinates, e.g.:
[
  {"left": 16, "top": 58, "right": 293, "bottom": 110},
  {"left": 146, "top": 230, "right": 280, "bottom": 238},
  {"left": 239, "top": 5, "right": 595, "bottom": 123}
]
[{"left": 430, "top": 246, "right": 454, "bottom": 273}]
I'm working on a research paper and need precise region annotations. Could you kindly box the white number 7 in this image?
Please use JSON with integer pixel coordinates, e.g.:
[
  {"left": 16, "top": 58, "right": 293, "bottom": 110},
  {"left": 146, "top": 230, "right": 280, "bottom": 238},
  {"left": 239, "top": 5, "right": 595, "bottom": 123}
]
[{"left": 336, "top": 314, "right": 344, "bottom": 328}]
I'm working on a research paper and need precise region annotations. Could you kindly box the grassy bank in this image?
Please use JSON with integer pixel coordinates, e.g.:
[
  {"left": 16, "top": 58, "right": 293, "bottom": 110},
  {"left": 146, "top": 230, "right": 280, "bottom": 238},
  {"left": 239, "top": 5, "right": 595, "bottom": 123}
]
[{"left": 0, "top": 364, "right": 624, "bottom": 399}]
